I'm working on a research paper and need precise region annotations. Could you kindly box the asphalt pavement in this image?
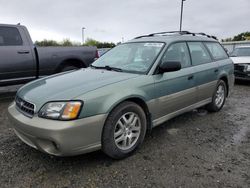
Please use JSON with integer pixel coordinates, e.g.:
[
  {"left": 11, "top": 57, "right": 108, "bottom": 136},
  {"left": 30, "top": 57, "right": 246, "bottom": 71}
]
[{"left": 0, "top": 82, "right": 249, "bottom": 188}]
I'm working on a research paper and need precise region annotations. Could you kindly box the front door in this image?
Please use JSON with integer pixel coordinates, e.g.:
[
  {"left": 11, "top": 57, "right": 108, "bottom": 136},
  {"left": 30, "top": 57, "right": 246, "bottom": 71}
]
[{"left": 152, "top": 42, "right": 196, "bottom": 124}]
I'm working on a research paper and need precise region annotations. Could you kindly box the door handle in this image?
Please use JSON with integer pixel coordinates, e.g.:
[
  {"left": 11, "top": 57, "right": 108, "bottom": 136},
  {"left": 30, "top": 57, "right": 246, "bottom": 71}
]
[
  {"left": 17, "top": 50, "right": 30, "bottom": 54},
  {"left": 214, "top": 69, "right": 219, "bottom": 73},
  {"left": 188, "top": 75, "right": 194, "bottom": 80}
]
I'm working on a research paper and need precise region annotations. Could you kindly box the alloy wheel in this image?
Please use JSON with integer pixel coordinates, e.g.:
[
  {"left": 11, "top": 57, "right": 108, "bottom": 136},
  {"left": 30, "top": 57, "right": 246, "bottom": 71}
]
[
  {"left": 215, "top": 84, "right": 225, "bottom": 108},
  {"left": 114, "top": 112, "right": 141, "bottom": 150}
]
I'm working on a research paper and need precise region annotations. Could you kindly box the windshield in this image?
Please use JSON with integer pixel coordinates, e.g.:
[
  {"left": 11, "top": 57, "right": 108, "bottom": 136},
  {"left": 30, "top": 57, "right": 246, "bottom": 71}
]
[
  {"left": 92, "top": 42, "right": 165, "bottom": 74},
  {"left": 231, "top": 47, "right": 250, "bottom": 57}
]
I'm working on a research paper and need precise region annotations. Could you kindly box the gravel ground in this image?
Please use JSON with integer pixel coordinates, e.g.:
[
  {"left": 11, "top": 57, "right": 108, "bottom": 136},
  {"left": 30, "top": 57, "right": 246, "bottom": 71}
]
[{"left": 0, "top": 82, "right": 250, "bottom": 188}]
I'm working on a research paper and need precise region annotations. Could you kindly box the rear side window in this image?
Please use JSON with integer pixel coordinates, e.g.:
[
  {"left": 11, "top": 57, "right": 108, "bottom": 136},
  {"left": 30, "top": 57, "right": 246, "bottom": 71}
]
[
  {"left": 162, "top": 42, "right": 191, "bottom": 68},
  {"left": 0, "top": 26, "right": 23, "bottom": 46},
  {"left": 205, "top": 42, "right": 228, "bottom": 60},
  {"left": 188, "top": 42, "right": 212, "bottom": 65}
]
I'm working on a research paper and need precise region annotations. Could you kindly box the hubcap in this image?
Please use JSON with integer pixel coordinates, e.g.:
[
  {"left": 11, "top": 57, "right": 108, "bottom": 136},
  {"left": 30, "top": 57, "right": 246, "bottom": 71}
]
[
  {"left": 215, "top": 84, "right": 225, "bottom": 108},
  {"left": 114, "top": 112, "right": 141, "bottom": 150}
]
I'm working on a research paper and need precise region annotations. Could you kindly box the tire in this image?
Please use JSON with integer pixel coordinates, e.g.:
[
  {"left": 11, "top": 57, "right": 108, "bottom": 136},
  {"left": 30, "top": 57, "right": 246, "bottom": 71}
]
[
  {"left": 61, "top": 65, "right": 79, "bottom": 72},
  {"left": 206, "top": 80, "right": 227, "bottom": 112},
  {"left": 102, "top": 101, "right": 147, "bottom": 159}
]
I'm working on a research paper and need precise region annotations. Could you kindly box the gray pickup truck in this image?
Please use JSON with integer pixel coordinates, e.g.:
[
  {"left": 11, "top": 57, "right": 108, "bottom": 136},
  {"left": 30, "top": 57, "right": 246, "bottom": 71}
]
[{"left": 0, "top": 24, "right": 98, "bottom": 86}]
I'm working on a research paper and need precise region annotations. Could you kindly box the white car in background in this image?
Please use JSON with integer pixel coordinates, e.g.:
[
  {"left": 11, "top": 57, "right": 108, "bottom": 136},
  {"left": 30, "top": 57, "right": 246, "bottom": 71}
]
[{"left": 230, "top": 46, "right": 250, "bottom": 81}]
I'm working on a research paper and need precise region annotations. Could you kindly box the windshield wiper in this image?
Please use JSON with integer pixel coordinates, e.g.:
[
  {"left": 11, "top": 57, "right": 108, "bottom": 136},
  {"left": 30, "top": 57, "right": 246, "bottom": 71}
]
[{"left": 90, "top": 65, "right": 123, "bottom": 72}]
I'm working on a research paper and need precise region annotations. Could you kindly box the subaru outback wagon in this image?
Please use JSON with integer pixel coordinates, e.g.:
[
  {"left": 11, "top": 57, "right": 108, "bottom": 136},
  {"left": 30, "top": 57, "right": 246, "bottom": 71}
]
[{"left": 8, "top": 31, "right": 234, "bottom": 159}]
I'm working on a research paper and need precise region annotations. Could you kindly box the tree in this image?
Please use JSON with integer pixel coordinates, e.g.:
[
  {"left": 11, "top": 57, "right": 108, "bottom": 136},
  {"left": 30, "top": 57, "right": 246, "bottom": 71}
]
[
  {"left": 35, "top": 39, "right": 60, "bottom": 46},
  {"left": 35, "top": 38, "right": 116, "bottom": 48},
  {"left": 84, "top": 38, "right": 116, "bottom": 48},
  {"left": 222, "top": 32, "right": 250, "bottom": 42},
  {"left": 61, "top": 38, "right": 73, "bottom": 46},
  {"left": 84, "top": 38, "right": 99, "bottom": 47},
  {"left": 232, "top": 32, "right": 250, "bottom": 41}
]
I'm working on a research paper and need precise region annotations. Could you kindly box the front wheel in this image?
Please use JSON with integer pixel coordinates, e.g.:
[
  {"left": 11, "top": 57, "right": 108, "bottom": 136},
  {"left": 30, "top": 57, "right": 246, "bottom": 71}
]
[
  {"left": 206, "top": 80, "right": 227, "bottom": 112},
  {"left": 102, "top": 101, "right": 147, "bottom": 159}
]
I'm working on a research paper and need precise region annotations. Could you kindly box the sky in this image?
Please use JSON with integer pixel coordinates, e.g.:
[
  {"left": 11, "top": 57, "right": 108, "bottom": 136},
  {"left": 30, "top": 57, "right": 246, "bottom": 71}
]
[{"left": 0, "top": 0, "right": 249, "bottom": 43}]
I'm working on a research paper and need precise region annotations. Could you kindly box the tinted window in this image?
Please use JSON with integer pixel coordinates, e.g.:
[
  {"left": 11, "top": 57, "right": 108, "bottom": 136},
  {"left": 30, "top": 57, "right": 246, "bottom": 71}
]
[
  {"left": 205, "top": 42, "right": 228, "bottom": 60},
  {"left": 0, "top": 27, "right": 23, "bottom": 46},
  {"left": 162, "top": 42, "right": 191, "bottom": 68},
  {"left": 188, "top": 42, "right": 212, "bottom": 65}
]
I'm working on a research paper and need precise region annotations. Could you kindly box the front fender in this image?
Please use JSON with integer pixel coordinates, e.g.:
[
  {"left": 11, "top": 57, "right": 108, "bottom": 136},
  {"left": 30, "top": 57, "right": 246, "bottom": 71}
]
[
  {"left": 77, "top": 76, "right": 155, "bottom": 118},
  {"left": 104, "top": 92, "right": 148, "bottom": 114}
]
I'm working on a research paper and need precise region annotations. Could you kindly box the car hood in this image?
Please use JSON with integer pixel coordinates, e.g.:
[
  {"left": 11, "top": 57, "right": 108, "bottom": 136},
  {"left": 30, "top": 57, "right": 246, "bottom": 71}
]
[
  {"left": 230, "top": 57, "right": 250, "bottom": 64},
  {"left": 17, "top": 68, "right": 139, "bottom": 111}
]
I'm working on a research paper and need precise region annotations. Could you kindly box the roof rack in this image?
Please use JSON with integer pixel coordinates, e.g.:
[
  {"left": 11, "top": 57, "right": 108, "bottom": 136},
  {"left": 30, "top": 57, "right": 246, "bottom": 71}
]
[{"left": 134, "top": 31, "right": 217, "bottom": 40}]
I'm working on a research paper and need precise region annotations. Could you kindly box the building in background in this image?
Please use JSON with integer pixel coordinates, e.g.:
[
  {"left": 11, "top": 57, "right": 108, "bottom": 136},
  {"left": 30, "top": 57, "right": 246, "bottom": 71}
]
[{"left": 222, "top": 41, "right": 250, "bottom": 53}]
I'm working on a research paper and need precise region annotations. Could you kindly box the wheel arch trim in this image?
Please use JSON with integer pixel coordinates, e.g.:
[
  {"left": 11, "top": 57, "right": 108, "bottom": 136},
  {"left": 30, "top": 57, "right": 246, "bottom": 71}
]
[
  {"left": 55, "top": 58, "right": 86, "bottom": 72},
  {"left": 218, "top": 73, "right": 229, "bottom": 96},
  {"left": 105, "top": 95, "right": 152, "bottom": 132}
]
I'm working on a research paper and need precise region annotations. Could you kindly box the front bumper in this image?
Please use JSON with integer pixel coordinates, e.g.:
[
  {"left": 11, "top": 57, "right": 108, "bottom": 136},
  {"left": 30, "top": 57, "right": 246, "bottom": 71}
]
[
  {"left": 7, "top": 102, "right": 107, "bottom": 156},
  {"left": 234, "top": 64, "right": 250, "bottom": 81},
  {"left": 235, "top": 73, "right": 250, "bottom": 81}
]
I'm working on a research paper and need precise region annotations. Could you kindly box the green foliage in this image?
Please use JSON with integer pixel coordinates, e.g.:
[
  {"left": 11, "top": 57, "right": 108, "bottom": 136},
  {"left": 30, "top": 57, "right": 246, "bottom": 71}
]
[
  {"left": 35, "top": 38, "right": 116, "bottom": 48},
  {"left": 35, "top": 39, "right": 60, "bottom": 46},
  {"left": 35, "top": 38, "right": 80, "bottom": 47},
  {"left": 222, "top": 32, "right": 250, "bottom": 42},
  {"left": 84, "top": 38, "right": 99, "bottom": 47},
  {"left": 84, "top": 38, "right": 116, "bottom": 48},
  {"left": 61, "top": 38, "right": 73, "bottom": 46}
]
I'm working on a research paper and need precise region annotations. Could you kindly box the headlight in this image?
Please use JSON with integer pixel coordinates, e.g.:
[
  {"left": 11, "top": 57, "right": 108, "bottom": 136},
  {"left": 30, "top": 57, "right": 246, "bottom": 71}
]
[
  {"left": 246, "top": 65, "right": 250, "bottom": 71},
  {"left": 39, "top": 101, "right": 83, "bottom": 120}
]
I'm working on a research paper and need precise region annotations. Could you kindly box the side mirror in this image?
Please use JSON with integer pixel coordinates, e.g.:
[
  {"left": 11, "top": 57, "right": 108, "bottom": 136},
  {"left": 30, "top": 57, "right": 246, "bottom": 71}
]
[{"left": 159, "top": 61, "right": 181, "bottom": 73}]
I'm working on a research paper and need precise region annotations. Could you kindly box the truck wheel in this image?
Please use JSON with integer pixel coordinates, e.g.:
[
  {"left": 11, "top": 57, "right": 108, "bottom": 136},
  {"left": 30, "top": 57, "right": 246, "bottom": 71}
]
[
  {"left": 206, "top": 80, "right": 227, "bottom": 112},
  {"left": 102, "top": 101, "right": 147, "bottom": 159},
  {"left": 61, "top": 65, "right": 79, "bottom": 72}
]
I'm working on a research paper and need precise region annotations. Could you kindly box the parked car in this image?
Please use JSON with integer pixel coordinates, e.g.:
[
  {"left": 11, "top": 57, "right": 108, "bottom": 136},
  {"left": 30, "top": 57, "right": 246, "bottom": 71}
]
[
  {"left": 230, "top": 46, "right": 250, "bottom": 81},
  {"left": 97, "top": 48, "right": 110, "bottom": 57},
  {"left": 8, "top": 31, "right": 234, "bottom": 159},
  {"left": 0, "top": 24, "right": 98, "bottom": 86}
]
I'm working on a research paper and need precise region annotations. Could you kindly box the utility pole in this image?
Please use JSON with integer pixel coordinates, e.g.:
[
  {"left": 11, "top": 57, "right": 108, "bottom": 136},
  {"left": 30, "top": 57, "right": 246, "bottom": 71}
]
[
  {"left": 82, "top": 27, "right": 85, "bottom": 44},
  {"left": 179, "top": 0, "right": 186, "bottom": 31}
]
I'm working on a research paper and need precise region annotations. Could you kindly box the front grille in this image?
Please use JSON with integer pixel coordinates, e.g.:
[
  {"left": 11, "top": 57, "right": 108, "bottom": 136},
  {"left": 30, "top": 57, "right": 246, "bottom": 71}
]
[
  {"left": 234, "top": 64, "right": 245, "bottom": 72},
  {"left": 15, "top": 96, "right": 35, "bottom": 118}
]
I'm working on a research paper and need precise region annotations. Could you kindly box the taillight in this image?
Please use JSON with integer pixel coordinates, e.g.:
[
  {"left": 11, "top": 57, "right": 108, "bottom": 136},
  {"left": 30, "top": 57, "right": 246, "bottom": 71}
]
[{"left": 95, "top": 50, "right": 99, "bottom": 59}]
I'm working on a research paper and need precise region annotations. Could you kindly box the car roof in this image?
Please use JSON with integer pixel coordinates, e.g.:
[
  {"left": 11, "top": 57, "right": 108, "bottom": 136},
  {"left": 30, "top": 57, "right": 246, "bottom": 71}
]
[
  {"left": 128, "top": 35, "right": 217, "bottom": 43},
  {"left": 0, "top": 23, "right": 24, "bottom": 28},
  {"left": 127, "top": 31, "right": 218, "bottom": 44}
]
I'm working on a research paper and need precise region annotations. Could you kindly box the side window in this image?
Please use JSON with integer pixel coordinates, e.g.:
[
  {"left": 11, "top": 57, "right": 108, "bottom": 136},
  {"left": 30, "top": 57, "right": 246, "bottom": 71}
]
[
  {"left": 205, "top": 42, "right": 228, "bottom": 60},
  {"left": 162, "top": 42, "right": 191, "bottom": 68},
  {"left": 188, "top": 42, "right": 212, "bottom": 65},
  {"left": 0, "top": 26, "right": 23, "bottom": 46}
]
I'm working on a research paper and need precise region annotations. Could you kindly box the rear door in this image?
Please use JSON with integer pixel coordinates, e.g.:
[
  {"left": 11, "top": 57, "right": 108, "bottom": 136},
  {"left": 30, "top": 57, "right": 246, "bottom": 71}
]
[
  {"left": 152, "top": 42, "right": 196, "bottom": 121},
  {"left": 187, "top": 42, "right": 218, "bottom": 102},
  {"left": 0, "top": 26, "right": 36, "bottom": 83}
]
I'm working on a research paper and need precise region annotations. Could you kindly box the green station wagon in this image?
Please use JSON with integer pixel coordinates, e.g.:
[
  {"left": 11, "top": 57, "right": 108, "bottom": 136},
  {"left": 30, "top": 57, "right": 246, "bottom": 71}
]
[{"left": 8, "top": 31, "right": 234, "bottom": 159}]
